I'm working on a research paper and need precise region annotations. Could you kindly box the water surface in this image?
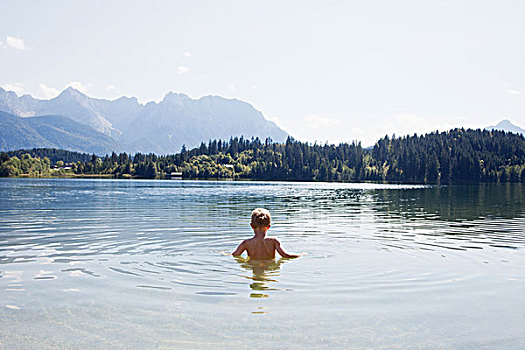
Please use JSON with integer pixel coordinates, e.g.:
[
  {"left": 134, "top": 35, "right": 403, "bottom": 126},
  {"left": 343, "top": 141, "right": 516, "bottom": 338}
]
[{"left": 0, "top": 179, "right": 524, "bottom": 349}]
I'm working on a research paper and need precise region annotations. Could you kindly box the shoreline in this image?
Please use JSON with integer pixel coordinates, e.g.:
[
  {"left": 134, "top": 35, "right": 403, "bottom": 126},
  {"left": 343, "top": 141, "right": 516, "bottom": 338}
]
[{"left": 2, "top": 174, "right": 523, "bottom": 186}]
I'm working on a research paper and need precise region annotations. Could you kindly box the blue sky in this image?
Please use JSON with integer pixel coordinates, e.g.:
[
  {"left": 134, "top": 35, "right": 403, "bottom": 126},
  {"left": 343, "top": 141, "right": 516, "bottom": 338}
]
[{"left": 1, "top": 0, "right": 524, "bottom": 146}]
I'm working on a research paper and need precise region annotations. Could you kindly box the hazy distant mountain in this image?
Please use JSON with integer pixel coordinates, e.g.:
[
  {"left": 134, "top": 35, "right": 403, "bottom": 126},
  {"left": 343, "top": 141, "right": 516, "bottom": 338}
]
[
  {"left": 0, "top": 111, "right": 122, "bottom": 154},
  {"left": 122, "top": 92, "right": 288, "bottom": 154},
  {"left": 0, "top": 87, "right": 289, "bottom": 154},
  {"left": 0, "top": 87, "right": 121, "bottom": 137},
  {"left": 485, "top": 119, "right": 525, "bottom": 135}
]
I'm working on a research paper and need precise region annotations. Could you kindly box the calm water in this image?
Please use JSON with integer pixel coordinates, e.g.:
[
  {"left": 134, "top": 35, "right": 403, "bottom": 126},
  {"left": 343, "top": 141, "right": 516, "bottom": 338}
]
[{"left": 0, "top": 178, "right": 524, "bottom": 349}]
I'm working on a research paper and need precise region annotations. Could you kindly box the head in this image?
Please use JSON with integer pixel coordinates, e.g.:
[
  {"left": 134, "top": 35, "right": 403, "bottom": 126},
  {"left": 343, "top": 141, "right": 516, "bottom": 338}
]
[{"left": 251, "top": 208, "right": 271, "bottom": 234}]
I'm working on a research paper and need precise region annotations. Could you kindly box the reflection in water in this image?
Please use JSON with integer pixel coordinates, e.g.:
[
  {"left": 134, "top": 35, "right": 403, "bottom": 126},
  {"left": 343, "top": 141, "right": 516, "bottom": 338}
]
[
  {"left": 368, "top": 183, "right": 525, "bottom": 251},
  {"left": 234, "top": 257, "right": 286, "bottom": 299},
  {"left": 374, "top": 183, "right": 524, "bottom": 221},
  {"left": 1, "top": 179, "right": 524, "bottom": 348}
]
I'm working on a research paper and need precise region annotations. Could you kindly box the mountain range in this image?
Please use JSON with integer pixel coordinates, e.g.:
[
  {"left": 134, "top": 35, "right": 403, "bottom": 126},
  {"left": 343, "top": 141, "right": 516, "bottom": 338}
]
[
  {"left": 1, "top": 86, "right": 523, "bottom": 155},
  {"left": 0, "top": 87, "right": 288, "bottom": 154},
  {"left": 485, "top": 119, "right": 525, "bottom": 136},
  {"left": 0, "top": 111, "right": 121, "bottom": 154}
]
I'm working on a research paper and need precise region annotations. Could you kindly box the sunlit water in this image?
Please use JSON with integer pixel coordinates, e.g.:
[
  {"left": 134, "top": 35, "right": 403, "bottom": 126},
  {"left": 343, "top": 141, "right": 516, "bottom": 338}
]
[{"left": 0, "top": 178, "right": 524, "bottom": 349}]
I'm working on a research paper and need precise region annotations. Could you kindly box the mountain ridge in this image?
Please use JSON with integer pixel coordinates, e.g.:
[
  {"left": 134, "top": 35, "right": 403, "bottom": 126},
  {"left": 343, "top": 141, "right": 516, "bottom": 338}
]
[
  {"left": 0, "top": 111, "right": 122, "bottom": 154},
  {"left": 485, "top": 119, "right": 525, "bottom": 135},
  {"left": 0, "top": 87, "right": 289, "bottom": 154}
]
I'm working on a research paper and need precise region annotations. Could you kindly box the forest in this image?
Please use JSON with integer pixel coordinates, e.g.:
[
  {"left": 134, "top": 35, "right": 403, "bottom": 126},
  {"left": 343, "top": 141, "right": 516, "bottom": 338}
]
[{"left": 1, "top": 128, "right": 524, "bottom": 183}]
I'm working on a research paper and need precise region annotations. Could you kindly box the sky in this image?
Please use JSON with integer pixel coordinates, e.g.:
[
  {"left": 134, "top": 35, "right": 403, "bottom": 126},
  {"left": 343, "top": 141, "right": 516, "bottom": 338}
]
[{"left": 1, "top": 0, "right": 524, "bottom": 146}]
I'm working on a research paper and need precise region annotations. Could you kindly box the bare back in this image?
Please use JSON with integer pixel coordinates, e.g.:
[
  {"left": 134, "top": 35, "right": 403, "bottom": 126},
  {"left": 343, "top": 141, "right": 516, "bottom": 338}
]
[
  {"left": 242, "top": 237, "right": 277, "bottom": 260},
  {"left": 232, "top": 233, "right": 298, "bottom": 259}
]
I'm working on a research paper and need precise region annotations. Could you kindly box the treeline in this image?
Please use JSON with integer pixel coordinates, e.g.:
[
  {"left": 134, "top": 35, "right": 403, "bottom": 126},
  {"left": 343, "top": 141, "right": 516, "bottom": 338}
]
[
  {"left": 1, "top": 128, "right": 524, "bottom": 183},
  {"left": 371, "top": 128, "right": 525, "bottom": 183},
  {"left": 0, "top": 152, "right": 52, "bottom": 177},
  {"left": 7, "top": 148, "right": 92, "bottom": 164}
]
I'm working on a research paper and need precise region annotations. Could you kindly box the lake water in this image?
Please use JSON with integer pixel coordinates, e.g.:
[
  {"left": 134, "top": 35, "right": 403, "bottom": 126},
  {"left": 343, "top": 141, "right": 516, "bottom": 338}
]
[{"left": 0, "top": 178, "right": 524, "bottom": 349}]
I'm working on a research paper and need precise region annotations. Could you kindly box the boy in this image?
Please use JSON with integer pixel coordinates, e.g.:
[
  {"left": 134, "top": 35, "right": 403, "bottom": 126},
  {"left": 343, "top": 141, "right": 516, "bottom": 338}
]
[{"left": 232, "top": 208, "right": 300, "bottom": 259}]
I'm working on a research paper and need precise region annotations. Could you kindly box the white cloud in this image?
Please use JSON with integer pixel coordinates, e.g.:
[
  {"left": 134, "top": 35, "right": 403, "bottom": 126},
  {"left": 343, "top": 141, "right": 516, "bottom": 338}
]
[
  {"left": 0, "top": 82, "right": 25, "bottom": 95},
  {"left": 285, "top": 113, "right": 356, "bottom": 145},
  {"left": 176, "top": 66, "right": 189, "bottom": 74},
  {"left": 266, "top": 114, "right": 280, "bottom": 125},
  {"left": 38, "top": 83, "right": 60, "bottom": 99},
  {"left": 288, "top": 112, "right": 460, "bottom": 147},
  {"left": 106, "top": 84, "right": 122, "bottom": 95},
  {"left": 507, "top": 89, "right": 520, "bottom": 95},
  {"left": 66, "top": 81, "right": 92, "bottom": 93},
  {"left": 304, "top": 114, "right": 342, "bottom": 129},
  {"left": 184, "top": 51, "right": 191, "bottom": 57},
  {"left": 33, "top": 82, "right": 92, "bottom": 99},
  {"left": 5, "top": 36, "right": 28, "bottom": 50},
  {"left": 251, "top": 84, "right": 257, "bottom": 89},
  {"left": 228, "top": 84, "right": 236, "bottom": 91},
  {"left": 384, "top": 113, "right": 445, "bottom": 138}
]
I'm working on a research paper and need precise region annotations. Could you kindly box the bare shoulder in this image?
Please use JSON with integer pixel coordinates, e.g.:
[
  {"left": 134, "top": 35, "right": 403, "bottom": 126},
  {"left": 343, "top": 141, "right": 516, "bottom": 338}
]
[
  {"left": 234, "top": 238, "right": 248, "bottom": 248},
  {"left": 267, "top": 237, "right": 281, "bottom": 245},
  {"left": 242, "top": 237, "right": 256, "bottom": 246},
  {"left": 233, "top": 238, "right": 250, "bottom": 256}
]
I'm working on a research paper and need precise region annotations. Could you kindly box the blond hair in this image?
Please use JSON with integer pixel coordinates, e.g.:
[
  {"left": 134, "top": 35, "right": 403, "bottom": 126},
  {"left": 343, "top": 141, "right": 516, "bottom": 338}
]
[{"left": 251, "top": 208, "right": 271, "bottom": 227}]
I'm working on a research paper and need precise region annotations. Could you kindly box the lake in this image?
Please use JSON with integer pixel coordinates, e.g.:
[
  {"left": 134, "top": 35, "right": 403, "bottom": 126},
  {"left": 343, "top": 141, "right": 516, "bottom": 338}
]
[{"left": 0, "top": 178, "right": 524, "bottom": 349}]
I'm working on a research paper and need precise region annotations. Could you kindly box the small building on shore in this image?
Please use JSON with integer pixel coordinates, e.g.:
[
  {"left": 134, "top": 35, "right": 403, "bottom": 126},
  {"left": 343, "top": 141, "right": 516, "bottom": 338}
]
[{"left": 168, "top": 171, "right": 183, "bottom": 179}]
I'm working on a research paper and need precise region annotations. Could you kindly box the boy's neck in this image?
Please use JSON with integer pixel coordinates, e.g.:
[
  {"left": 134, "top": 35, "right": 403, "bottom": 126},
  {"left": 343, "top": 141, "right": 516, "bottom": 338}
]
[{"left": 253, "top": 227, "right": 268, "bottom": 238}]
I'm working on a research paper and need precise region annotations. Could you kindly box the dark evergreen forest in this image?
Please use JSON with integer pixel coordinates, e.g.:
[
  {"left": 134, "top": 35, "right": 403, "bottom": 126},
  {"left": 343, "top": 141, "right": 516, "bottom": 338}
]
[{"left": 1, "top": 128, "right": 524, "bottom": 183}]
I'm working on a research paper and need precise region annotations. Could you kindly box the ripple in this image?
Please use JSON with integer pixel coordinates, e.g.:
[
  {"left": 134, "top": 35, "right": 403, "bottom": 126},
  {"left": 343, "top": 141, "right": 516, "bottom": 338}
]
[
  {"left": 195, "top": 291, "right": 237, "bottom": 296},
  {"left": 136, "top": 285, "right": 172, "bottom": 290},
  {"left": 107, "top": 267, "right": 140, "bottom": 277}
]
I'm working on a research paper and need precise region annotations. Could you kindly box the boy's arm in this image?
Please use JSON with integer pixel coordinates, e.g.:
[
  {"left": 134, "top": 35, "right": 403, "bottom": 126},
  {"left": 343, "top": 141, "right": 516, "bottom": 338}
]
[
  {"left": 274, "top": 238, "right": 300, "bottom": 259},
  {"left": 232, "top": 240, "right": 246, "bottom": 256}
]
